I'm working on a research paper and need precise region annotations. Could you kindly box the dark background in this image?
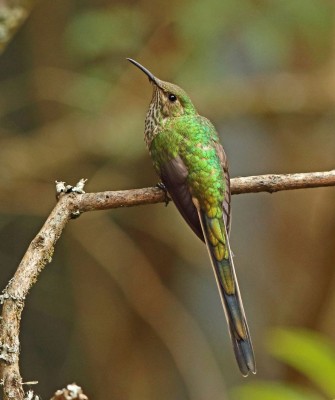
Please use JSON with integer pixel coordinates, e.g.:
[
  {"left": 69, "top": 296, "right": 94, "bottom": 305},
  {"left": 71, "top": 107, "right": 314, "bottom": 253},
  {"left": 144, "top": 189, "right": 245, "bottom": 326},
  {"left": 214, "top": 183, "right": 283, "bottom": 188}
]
[{"left": 0, "top": 1, "right": 334, "bottom": 399}]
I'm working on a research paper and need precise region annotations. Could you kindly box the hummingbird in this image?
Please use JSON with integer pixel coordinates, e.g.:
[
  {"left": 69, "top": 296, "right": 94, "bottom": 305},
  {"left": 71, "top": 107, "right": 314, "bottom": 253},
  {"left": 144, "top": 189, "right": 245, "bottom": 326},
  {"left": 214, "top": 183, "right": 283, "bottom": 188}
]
[{"left": 128, "top": 58, "right": 256, "bottom": 376}]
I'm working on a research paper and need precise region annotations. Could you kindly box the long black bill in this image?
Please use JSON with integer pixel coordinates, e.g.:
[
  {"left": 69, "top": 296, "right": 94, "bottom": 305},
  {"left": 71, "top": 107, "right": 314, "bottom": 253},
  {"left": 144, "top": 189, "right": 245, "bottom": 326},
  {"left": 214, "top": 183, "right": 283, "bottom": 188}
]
[{"left": 127, "top": 58, "right": 158, "bottom": 84}]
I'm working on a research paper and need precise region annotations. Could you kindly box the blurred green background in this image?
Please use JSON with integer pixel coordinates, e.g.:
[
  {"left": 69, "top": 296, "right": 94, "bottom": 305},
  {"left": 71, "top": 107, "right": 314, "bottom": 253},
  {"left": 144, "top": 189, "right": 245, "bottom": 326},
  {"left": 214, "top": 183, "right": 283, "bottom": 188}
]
[{"left": 0, "top": 0, "right": 335, "bottom": 399}]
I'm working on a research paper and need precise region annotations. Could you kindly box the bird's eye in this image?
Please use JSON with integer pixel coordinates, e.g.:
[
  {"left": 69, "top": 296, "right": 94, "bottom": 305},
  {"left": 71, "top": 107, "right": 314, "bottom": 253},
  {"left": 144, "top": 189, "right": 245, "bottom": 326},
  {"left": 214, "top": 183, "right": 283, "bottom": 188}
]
[{"left": 168, "top": 93, "right": 177, "bottom": 102}]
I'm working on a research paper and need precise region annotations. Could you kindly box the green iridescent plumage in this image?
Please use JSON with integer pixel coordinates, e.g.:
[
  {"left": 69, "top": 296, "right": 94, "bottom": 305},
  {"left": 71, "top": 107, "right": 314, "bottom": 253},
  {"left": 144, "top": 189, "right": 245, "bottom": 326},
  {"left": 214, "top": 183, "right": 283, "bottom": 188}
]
[{"left": 128, "top": 58, "right": 256, "bottom": 376}]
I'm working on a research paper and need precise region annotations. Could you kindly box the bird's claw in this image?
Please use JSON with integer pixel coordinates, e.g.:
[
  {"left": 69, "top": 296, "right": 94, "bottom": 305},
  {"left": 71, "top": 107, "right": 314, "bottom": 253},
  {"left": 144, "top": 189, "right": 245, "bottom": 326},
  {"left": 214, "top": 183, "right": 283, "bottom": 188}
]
[{"left": 156, "top": 182, "right": 170, "bottom": 206}]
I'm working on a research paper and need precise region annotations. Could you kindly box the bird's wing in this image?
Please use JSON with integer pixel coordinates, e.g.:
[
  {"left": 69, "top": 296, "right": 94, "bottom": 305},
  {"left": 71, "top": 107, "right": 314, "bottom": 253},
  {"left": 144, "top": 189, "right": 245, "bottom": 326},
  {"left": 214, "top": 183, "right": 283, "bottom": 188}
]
[
  {"left": 158, "top": 140, "right": 231, "bottom": 241},
  {"left": 213, "top": 140, "right": 231, "bottom": 234},
  {"left": 159, "top": 155, "right": 204, "bottom": 242}
]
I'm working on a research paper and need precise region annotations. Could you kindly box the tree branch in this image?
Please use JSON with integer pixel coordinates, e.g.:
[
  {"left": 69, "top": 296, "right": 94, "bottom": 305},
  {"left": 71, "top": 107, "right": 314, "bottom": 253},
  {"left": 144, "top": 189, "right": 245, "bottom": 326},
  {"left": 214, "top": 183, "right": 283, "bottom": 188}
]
[
  {"left": 0, "top": 169, "right": 334, "bottom": 399},
  {"left": 75, "top": 170, "right": 335, "bottom": 212},
  {"left": 230, "top": 170, "right": 335, "bottom": 194},
  {"left": 0, "top": 0, "right": 36, "bottom": 54}
]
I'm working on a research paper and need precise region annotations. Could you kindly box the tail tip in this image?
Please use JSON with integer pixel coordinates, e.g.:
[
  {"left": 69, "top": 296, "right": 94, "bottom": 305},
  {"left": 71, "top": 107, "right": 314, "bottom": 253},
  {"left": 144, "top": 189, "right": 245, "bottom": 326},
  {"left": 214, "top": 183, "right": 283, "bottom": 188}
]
[{"left": 234, "top": 337, "right": 256, "bottom": 376}]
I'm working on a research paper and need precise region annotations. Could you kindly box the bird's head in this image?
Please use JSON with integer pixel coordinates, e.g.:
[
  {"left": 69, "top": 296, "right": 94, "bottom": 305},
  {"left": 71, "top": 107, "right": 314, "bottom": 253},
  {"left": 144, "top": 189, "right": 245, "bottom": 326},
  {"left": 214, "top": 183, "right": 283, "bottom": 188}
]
[{"left": 128, "top": 58, "right": 196, "bottom": 119}]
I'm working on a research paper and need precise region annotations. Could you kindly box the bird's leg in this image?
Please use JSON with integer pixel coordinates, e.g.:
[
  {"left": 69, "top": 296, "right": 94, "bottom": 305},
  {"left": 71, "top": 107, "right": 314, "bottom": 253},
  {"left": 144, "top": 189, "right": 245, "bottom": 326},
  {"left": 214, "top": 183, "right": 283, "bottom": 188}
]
[{"left": 156, "top": 182, "right": 170, "bottom": 206}]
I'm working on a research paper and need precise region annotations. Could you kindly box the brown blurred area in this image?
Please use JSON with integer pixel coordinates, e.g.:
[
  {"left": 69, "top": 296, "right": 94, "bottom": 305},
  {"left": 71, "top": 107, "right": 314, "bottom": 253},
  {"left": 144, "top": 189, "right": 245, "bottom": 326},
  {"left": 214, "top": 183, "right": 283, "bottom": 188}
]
[{"left": 0, "top": 0, "right": 334, "bottom": 398}]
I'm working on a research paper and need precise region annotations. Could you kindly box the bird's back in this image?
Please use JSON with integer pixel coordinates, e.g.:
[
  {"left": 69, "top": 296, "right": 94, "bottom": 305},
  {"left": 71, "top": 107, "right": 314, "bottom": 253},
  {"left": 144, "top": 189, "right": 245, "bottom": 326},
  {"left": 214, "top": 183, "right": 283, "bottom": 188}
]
[{"left": 150, "top": 114, "right": 229, "bottom": 240}]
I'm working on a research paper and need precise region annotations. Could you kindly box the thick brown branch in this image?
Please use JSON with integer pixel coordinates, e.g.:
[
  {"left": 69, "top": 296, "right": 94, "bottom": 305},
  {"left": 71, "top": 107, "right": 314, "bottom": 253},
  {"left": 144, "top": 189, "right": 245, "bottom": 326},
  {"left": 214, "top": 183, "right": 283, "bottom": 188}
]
[
  {"left": 0, "top": 169, "right": 334, "bottom": 399},
  {"left": 0, "top": 195, "right": 75, "bottom": 400}
]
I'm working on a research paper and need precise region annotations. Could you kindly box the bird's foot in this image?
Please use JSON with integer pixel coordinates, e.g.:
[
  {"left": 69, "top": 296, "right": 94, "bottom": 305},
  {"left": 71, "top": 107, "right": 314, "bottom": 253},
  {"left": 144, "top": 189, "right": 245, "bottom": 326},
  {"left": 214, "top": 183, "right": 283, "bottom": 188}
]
[
  {"left": 156, "top": 182, "right": 170, "bottom": 206},
  {"left": 55, "top": 178, "right": 88, "bottom": 218}
]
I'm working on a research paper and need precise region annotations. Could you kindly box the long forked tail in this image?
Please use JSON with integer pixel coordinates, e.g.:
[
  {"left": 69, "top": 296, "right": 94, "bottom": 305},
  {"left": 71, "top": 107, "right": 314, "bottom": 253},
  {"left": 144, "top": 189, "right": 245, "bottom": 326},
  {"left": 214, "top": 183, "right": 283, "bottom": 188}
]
[{"left": 197, "top": 209, "right": 256, "bottom": 376}]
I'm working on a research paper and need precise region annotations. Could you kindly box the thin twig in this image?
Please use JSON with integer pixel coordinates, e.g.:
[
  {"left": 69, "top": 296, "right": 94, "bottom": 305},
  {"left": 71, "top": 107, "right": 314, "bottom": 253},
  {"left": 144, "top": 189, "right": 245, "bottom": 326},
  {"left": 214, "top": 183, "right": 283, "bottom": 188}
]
[
  {"left": 75, "top": 170, "right": 335, "bottom": 212},
  {"left": 230, "top": 170, "right": 335, "bottom": 194},
  {"left": 0, "top": 169, "right": 334, "bottom": 399}
]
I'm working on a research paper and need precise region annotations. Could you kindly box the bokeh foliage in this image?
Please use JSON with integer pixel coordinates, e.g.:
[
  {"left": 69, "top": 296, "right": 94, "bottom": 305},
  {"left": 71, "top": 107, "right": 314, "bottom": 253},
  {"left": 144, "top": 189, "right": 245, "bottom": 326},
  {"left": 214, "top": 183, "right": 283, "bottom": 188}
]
[
  {"left": 0, "top": 0, "right": 334, "bottom": 399},
  {"left": 234, "top": 328, "right": 335, "bottom": 399}
]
